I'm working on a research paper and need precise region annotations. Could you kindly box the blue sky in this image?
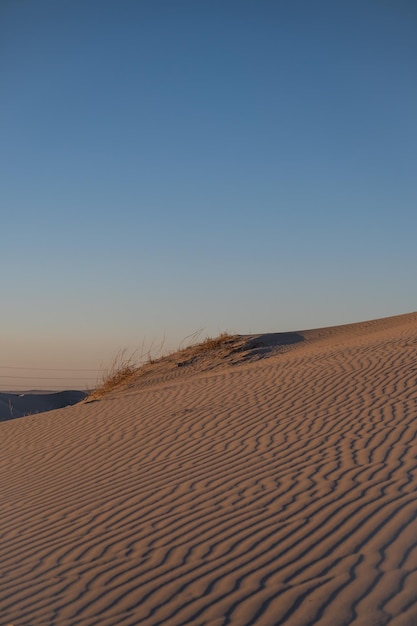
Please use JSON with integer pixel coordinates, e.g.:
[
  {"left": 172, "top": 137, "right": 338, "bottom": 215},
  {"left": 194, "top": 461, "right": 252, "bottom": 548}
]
[{"left": 1, "top": 0, "right": 416, "bottom": 389}]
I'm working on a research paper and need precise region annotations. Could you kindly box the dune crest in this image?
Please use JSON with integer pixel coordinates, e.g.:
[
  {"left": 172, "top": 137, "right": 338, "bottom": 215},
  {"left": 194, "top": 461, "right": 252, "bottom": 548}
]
[{"left": 1, "top": 312, "right": 417, "bottom": 625}]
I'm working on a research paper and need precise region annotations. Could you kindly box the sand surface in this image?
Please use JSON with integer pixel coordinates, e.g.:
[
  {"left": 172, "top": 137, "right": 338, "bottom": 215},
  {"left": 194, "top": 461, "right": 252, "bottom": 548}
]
[{"left": 1, "top": 312, "right": 417, "bottom": 625}]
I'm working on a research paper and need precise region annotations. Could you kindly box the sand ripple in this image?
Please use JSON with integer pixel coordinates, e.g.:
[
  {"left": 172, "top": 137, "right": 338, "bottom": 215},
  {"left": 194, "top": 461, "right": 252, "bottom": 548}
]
[{"left": 1, "top": 313, "right": 417, "bottom": 625}]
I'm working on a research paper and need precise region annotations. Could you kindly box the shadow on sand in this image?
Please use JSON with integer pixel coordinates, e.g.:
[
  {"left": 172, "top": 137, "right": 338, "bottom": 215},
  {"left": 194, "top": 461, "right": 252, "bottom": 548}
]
[{"left": 234, "top": 332, "right": 305, "bottom": 360}]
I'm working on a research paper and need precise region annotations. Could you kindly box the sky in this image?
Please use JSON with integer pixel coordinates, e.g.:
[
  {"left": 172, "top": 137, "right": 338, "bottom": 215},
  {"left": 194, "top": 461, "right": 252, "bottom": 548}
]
[{"left": 1, "top": 0, "right": 416, "bottom": 390}]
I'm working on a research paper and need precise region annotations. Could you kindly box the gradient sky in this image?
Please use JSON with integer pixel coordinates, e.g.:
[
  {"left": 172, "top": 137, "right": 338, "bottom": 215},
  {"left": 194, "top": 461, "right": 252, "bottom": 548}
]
[{"left": 1, "top": 0, "right": 416, "bottom": 390}]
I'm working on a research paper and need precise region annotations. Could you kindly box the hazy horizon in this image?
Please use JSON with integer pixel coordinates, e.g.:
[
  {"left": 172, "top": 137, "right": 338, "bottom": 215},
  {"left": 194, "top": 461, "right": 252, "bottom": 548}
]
[{"left": 2, "top": 1, "right": 416, "bottom": 390}]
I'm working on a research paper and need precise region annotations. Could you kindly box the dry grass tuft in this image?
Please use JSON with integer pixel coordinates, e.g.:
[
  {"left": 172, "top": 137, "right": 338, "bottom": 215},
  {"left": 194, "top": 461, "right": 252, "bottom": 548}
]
[
  {"left": 86, "top": 332, "right": 238, "bottom": 401},
  {"left": 187, "top": 332, "right": 236, "bottom": 354},
  {"left": 86, "top": 350, "right": 139, "bottom": 401}
]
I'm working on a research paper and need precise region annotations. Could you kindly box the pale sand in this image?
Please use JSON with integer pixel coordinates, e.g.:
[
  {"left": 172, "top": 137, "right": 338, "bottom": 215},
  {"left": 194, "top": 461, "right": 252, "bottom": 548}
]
[{"left": 1, "top": 312, "right": 417, "bottom": 625}]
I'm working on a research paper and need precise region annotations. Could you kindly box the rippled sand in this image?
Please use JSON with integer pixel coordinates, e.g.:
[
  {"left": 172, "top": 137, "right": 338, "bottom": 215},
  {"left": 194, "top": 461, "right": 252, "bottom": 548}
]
[{"left": 1, "top": 312, "right": 417, "bottom": 625}]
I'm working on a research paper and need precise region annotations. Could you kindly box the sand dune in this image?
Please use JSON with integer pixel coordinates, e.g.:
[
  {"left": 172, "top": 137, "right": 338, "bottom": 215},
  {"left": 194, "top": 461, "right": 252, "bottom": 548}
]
[
  {"left": 1, "top": 312, "right": 417, "bottom": 625},
  {"left": 0, "top": 390, "right": 87, "bottom": 421}
]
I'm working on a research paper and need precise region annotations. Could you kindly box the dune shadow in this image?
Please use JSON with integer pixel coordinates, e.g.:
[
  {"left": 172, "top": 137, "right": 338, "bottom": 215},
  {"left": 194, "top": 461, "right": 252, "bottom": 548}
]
[
  {"left": 244, "top": 332, "right": 305, "bottom": 349},
  {"left": 231, "top": 332, "right": 305, "bottom": 361}
]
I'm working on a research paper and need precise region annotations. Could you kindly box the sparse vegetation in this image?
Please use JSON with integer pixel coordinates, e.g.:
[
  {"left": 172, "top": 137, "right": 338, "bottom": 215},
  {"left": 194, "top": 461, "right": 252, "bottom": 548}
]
[
  {"left": 183, "top": 332, "right": 236, "bottom": 354},
  {"left": 86, "top": 350, "right": 139, "bottom": 401},
  {"left": 86, "top": 332, "right": 238, "bottom": 402}
]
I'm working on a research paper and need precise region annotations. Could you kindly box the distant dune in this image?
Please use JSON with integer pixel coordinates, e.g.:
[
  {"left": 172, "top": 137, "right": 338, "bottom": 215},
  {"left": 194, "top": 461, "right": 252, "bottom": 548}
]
[
  {"left": 1, "top": 312, "right": 417, "bottom": 625},
  {"left": 0, "top": 389, "right": 87, "bottom": 421}
]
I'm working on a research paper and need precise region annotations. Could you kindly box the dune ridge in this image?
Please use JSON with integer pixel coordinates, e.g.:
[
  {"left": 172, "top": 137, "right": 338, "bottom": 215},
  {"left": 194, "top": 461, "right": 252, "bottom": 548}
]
[{"left": 1, "top": 312, "right": 417, "bottom": 625}]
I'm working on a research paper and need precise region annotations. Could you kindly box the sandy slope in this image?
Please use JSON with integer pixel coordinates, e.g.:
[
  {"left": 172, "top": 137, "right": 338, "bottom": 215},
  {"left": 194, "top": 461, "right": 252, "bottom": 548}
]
[{"left": 1, "top": 312, "right": 417, "bottom": 626}]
